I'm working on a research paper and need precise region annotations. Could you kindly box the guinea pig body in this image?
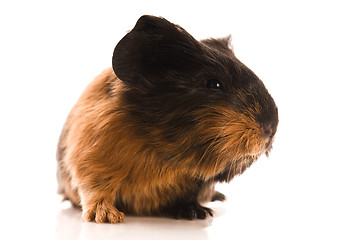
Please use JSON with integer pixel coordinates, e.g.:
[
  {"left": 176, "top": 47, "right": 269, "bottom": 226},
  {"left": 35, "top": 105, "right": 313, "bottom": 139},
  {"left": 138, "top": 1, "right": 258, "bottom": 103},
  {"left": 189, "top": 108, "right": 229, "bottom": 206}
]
[{"left": 57, "top": 15, "right": 278, "bottom": 223}]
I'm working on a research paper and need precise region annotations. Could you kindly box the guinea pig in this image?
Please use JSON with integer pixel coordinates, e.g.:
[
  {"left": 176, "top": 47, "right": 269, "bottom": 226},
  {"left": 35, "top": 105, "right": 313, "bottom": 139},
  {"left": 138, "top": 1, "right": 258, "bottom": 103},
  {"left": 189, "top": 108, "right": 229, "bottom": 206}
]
[{"left": 57, "top": 15, "right": 278, "bottom": 223}]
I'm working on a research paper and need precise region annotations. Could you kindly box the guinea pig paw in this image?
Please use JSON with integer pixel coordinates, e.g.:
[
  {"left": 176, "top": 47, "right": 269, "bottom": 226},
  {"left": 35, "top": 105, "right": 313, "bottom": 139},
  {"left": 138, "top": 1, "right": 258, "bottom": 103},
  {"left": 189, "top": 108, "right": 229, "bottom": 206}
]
[
  {"left": 174, "top": 203, "right": 213, "bottom": 220},
  {"left": 211, "top": 191, "right": 226, "bottom": 202},
  {"left": 83, "top": 201, "right": 125, "bottom": 224}
]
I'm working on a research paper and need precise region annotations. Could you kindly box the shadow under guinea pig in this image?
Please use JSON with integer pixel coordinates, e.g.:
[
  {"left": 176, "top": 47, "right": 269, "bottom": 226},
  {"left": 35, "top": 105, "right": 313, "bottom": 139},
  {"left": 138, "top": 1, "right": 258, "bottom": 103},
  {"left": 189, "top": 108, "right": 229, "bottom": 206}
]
[{"left": 56, "top": 201, "right": 227, "bottom": 240}]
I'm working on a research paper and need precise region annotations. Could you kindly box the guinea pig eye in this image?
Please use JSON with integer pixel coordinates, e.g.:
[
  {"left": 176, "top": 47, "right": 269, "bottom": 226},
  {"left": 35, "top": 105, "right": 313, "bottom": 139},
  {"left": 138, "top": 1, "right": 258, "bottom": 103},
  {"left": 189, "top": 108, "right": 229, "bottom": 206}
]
[{"left": 206, "top": 79, "right": 223, "bottom": 91}]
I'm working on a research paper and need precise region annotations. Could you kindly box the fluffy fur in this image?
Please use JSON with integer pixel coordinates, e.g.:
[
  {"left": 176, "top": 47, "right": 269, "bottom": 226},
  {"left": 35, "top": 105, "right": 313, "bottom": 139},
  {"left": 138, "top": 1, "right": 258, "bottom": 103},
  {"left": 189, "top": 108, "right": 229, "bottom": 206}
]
[{"left": 57, "top": 15, "right": 278, "bottom": 223}]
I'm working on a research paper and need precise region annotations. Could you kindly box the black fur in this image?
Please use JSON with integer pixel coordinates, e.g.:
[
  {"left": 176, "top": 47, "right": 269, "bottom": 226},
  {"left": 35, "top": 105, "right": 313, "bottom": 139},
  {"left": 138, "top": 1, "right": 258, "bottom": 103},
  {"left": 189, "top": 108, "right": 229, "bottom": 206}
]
[
  {"left": 111, "top": 15, "right": 278, "bottom": 219},
  {"left": 113, "top": 15, "right": 277, "bottom": 147},
  {"left": 159, "top": 180, "right": 214, "bottom": 219}
]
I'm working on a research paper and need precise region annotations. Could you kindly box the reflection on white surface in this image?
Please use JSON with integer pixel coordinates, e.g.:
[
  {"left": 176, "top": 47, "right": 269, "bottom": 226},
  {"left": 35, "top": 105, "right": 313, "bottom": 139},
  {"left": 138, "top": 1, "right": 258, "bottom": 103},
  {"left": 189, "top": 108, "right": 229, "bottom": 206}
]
[
  {"left": 56, "top": 201, "right": 224, "bottom": 240},
  {"left": 55, "top": 198, "right": 226, "bottom": 240}
]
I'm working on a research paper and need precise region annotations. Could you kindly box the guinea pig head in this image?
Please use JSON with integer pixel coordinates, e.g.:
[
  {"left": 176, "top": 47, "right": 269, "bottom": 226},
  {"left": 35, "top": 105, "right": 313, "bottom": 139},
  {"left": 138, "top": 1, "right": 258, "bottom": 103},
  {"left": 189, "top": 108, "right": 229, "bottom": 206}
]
[{"left": 112, "top": 15, "right": 278, "bottom": 179}]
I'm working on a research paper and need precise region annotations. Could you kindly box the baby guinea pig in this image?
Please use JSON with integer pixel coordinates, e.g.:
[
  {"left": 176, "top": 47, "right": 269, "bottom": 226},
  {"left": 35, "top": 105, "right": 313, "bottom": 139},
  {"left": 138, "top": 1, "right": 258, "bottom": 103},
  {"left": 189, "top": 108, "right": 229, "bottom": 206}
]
[{"left": 57, "top": 15, "right": 278, "bottom": 223}]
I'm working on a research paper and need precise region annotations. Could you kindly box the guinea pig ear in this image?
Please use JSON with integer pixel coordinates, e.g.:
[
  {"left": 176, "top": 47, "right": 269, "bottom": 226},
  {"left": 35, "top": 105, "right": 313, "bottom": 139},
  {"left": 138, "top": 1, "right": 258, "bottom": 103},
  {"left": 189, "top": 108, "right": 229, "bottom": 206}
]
[
  {"left": 201, "top": 35, "right": 234, "bottom": 55},
  {"left": 112, "top": 15, "right": 203, "bottom": 86}
]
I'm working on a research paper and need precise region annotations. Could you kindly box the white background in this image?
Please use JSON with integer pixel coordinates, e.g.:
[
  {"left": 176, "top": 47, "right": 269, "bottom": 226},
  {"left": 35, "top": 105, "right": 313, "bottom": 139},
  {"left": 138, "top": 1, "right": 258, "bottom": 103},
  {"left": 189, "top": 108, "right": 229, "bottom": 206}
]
[{"left": 1, "top": 0, "right": 360, "bottom": 239}]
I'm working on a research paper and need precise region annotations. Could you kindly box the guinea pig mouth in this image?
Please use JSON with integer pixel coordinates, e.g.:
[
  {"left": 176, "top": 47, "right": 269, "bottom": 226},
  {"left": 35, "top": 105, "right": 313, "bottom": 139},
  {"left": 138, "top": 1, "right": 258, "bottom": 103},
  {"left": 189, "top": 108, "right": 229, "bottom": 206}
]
[
  {"left": 246, "top": 148, "right": 267, "bottom": 158},
  {"left": 243, "top": 135, "right": 274, "bottom": 158},
  {"left": 260, "top": 137, "right": 274, "bottom": 157}
]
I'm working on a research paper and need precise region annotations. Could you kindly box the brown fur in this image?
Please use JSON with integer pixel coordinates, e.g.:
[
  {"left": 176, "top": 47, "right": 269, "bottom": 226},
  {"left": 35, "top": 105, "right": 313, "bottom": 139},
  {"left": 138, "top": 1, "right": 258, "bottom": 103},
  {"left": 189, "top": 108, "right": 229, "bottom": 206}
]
[
  {"left": 57, "top": 69, "right": 210, "bottom": 220},
  {"left": 57, "top": 16, "right": 278, "bottom": 223}
]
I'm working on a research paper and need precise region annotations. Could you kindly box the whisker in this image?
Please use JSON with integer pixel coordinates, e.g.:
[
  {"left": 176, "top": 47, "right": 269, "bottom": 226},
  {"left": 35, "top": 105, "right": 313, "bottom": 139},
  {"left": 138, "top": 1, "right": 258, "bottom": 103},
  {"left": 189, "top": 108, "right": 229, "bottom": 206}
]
[{"left": 197, "top": 118, "right": 237, "bottom": 179}]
